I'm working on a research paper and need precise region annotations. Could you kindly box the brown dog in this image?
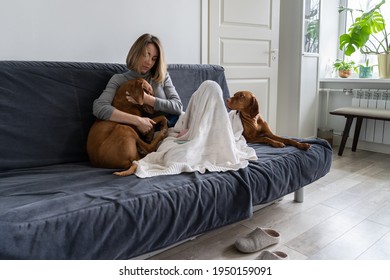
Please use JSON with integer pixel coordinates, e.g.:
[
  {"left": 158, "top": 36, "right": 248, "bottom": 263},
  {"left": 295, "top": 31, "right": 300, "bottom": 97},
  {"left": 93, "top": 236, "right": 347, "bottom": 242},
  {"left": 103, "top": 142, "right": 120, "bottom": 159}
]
[
  {"left": 87, "top": 78, "right": 168, "bottom": 176},
  {"left": 226, "top": 91, "right": 310, "bottom": 150}
]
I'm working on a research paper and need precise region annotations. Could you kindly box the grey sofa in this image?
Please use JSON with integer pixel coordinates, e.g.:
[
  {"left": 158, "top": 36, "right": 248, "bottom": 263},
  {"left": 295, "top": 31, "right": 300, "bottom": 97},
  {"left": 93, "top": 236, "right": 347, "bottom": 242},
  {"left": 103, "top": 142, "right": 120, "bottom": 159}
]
[{"left": 0, "top": 61, "right": 332, "bottom": 259}]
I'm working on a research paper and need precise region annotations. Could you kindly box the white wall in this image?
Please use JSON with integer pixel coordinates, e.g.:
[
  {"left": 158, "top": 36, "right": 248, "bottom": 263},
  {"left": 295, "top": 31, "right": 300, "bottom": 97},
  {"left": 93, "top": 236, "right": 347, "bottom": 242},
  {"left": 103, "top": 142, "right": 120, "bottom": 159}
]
[{"left": 0, "top": 0, "right": 201, "bottom": 64}]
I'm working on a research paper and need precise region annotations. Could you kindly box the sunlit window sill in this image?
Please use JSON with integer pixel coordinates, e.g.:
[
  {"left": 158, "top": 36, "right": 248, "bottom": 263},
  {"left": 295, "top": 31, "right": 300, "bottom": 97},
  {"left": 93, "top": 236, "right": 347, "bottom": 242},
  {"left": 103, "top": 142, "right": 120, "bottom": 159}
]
[
  {"left": 320, "top": 77, "right": 390, "bottom": 89},
  {"left": 321, "top": 77, "right": 390, "bottom": 83}
]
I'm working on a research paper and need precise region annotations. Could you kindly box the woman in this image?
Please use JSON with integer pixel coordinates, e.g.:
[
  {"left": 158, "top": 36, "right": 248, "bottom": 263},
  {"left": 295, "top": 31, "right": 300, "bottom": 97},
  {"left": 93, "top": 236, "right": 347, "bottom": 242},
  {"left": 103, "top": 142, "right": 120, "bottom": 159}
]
[{"left": 93, "top": 33, "right": 183, "bottom": 135}]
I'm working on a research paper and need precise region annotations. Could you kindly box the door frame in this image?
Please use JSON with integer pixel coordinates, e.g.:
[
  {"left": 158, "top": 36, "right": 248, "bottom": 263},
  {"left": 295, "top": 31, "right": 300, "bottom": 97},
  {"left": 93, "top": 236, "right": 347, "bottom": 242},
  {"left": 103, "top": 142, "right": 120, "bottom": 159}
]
[{"left": 201, "top": 0, "right": 209, "bottom": 64}]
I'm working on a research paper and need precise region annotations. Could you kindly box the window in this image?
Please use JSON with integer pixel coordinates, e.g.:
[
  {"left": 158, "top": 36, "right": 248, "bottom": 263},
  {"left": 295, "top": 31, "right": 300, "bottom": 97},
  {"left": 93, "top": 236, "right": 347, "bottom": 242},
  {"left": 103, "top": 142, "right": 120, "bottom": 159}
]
[
  {"left": 304, "top": 0, "right": 321, "bottom": 53},
  {"left": 342, "top": 0, "right": 390, "bottom": 74}
]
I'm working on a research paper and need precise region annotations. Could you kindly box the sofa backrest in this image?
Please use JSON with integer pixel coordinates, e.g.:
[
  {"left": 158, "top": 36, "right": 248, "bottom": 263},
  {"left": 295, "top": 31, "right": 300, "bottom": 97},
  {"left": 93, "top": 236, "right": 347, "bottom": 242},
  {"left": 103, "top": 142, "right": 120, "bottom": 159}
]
[{"left": 0, "top": 61, "right": 229, "bottom": 170}]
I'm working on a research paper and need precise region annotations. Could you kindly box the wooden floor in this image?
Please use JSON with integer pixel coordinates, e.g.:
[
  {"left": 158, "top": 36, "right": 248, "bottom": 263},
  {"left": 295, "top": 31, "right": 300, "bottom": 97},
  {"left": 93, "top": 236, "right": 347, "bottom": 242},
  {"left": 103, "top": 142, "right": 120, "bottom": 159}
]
[{"left": 149, "top": 147, "right": 390, "bottom": 260}]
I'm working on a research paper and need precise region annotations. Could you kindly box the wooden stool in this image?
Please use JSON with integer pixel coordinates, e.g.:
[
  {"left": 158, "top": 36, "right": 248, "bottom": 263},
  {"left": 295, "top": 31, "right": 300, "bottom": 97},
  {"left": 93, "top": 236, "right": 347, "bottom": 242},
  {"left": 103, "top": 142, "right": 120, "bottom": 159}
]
[{"left": 330, "top": 107, "right": 390, "bottom": 156}]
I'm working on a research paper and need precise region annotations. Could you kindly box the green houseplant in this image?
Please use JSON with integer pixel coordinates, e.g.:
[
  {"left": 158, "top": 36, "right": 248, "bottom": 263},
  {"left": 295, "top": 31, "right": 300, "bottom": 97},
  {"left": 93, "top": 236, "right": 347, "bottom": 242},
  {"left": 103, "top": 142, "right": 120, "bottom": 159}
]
[
  {"left": 358, "top": 58, "right": 375, "bottom": 78},
  {"left": 333, "top": 59, "right": 358, "bottom": 78},
  {"left": 304, "top": 10, "right": 320, "bottom": 53},
  {"left": 338, "top": 0, "right": 390, "bottom": 78}
]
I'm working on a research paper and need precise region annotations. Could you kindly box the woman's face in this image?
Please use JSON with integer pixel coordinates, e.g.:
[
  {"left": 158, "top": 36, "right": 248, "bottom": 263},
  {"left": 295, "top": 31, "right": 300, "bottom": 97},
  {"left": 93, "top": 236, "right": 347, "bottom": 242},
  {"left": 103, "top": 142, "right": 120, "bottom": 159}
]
[{"left": 138, "top": 43, "right": 159, "bottom": 74}]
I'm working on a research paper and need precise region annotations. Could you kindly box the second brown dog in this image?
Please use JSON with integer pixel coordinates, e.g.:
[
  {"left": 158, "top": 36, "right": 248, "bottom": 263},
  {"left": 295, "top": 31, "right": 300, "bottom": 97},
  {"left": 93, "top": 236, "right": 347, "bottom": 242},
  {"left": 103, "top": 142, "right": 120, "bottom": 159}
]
[
  {"left": 87, "top": 78, "right": 168, "bottom": 176},
  {"left": 226, "top": 90, "right": 310, "bottom": 150}
]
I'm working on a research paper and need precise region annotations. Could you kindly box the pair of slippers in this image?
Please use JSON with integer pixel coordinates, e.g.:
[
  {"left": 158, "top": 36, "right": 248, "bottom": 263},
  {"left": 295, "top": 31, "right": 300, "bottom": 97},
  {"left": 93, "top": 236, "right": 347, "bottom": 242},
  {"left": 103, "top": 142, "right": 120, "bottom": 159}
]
[{"left": 235, "top": 227, "right": 288, "bottom": 260}]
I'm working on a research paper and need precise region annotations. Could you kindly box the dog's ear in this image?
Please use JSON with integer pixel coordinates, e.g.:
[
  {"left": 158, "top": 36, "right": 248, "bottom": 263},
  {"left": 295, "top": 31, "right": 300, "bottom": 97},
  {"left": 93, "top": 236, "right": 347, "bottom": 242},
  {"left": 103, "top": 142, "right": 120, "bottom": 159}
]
[
  {"left": 141, "top": 79, "right": 153, "bottom": 96},
  {"left": 248, "top": 96, "right": 259, "bottom": 118},
  {"left": 131, "top": 79, "right": 144, "bottom": 105}
]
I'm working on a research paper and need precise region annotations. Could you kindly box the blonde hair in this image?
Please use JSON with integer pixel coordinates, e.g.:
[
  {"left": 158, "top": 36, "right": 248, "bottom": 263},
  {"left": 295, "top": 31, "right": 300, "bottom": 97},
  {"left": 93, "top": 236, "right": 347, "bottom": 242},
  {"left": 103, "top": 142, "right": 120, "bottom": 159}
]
[{"left": 126, "top": 33, "right": 167, "bottom": 84}]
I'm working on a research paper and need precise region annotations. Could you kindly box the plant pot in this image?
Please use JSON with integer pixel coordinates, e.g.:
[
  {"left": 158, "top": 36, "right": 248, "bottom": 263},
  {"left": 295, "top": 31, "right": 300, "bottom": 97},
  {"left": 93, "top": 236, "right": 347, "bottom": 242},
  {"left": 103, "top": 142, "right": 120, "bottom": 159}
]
[
  {"left": 338, "top": 69, "right": 351, "bottom": 78},
  {"left": 378, "top": 53, "right": 390, "bottom": 78},
  {"left": 358, "top": 66, "right": 373, "bottom": 78}
]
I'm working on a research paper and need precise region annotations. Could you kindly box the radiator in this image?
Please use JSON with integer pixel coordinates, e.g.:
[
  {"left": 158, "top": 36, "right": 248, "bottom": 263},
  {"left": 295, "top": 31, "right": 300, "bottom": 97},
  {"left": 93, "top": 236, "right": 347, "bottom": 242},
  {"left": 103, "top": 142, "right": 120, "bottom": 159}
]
[{"left": 351, "top": 89, "right": 390, "bottom": 145}]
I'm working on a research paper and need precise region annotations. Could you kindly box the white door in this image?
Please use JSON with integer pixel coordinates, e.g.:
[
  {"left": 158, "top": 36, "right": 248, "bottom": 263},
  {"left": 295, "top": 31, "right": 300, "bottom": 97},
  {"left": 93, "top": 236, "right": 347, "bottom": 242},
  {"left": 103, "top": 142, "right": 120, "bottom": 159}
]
[{"left": 208, "top": 0, "right": 280, "bottom": 128}]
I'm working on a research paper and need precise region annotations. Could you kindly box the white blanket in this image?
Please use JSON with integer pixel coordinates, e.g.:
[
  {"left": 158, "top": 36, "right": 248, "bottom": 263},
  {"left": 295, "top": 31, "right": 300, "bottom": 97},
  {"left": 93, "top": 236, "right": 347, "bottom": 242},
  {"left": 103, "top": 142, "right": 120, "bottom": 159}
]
[{"left": 134, "top": 81, "right": 257, "bottom": 178}]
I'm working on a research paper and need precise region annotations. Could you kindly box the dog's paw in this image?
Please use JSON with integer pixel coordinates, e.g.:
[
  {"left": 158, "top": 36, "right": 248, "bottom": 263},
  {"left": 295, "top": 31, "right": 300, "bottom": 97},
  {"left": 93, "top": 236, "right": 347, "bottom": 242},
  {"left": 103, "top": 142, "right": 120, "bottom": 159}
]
[
  {"left": 272, "top": 142, "right": 285, "bottom": 148},
  {"left": 162, "top": 127, "right": 169, "bottom": 137},
  {"left": 298, "top": 143, "right": 311, "bottom": 150},
  {"left": 144, "top": 130, "right": 155, "bottom": 143},
  {"left": 113, "top": 164, "right": 137, "bottom": 176}
]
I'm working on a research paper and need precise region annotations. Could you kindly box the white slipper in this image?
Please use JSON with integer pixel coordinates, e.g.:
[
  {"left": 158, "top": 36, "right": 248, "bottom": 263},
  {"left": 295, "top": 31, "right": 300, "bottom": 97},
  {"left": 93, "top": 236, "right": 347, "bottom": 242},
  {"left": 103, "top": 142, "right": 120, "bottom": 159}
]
[
  {"left": 257, "top": 250, "right": 289, "bottom": 260},
  {"left": 235, "top": 227, "right": 281, "bottom": 253}
]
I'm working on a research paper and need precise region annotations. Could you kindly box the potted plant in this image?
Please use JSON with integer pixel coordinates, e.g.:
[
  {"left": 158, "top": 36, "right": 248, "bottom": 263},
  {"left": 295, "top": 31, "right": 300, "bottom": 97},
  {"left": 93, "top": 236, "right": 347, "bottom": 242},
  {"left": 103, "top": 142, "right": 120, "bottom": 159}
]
[
  {"left": 338, "top": 0, "right": 390, "bottom": 78},
  {"left": 333, "top": 59, "right": 358, "bottom": 78},
  {"left": 358, "top": 58, "right": 375, "bottom": 78}
]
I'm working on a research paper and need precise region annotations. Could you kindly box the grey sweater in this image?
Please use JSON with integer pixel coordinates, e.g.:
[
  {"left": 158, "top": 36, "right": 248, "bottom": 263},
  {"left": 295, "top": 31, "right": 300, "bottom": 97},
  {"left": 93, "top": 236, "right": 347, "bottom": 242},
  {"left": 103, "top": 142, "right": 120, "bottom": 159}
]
[{"left": 93, "top": 70, "right": 183, "bottom": 120}]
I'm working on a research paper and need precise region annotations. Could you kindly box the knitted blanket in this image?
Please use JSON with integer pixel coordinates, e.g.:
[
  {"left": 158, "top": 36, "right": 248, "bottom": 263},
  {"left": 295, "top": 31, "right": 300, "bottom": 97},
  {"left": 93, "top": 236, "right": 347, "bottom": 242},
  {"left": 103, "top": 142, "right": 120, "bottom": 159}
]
[{"left": 134, "top": 81, "right": 257, "bottom": 178}]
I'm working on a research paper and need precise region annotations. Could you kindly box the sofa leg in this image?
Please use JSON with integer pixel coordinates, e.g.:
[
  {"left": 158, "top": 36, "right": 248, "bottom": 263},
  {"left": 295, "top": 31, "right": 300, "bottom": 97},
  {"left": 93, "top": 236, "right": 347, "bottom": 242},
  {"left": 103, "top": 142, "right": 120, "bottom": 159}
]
[{"left": 294, "top": 188, "right": 304, "bottom": 203}]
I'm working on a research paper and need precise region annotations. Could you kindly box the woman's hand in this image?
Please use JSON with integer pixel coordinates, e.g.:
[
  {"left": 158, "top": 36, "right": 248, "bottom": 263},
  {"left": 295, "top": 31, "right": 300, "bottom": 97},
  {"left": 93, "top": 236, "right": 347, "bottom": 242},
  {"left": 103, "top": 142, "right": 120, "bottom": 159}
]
[
  {"left": 136, "top": 116, "right": 156, "bottom": 134},
  {"left": 126, "top": 85, "right": 155, "bottom": 107},
  {"left": 142, "top": 81, "right": 153, "bottom": 95}
]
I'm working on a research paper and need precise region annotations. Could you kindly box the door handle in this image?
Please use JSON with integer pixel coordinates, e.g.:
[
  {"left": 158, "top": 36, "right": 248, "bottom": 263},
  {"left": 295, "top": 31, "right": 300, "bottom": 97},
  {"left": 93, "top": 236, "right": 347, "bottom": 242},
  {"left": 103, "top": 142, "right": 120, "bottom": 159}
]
[{"left": 271, "top": 49, "right": 278, "bottom": 61}]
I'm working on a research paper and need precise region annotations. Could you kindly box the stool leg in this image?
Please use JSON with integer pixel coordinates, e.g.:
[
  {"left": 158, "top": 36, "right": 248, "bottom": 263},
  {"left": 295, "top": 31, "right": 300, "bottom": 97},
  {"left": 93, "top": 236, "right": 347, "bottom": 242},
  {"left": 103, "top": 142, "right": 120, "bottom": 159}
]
[
  {"left": 352, "top": 117, "right": 363, "bottom": 152},
  {"left": 338, "top": 117, "right": 354, "bottom": 156}
]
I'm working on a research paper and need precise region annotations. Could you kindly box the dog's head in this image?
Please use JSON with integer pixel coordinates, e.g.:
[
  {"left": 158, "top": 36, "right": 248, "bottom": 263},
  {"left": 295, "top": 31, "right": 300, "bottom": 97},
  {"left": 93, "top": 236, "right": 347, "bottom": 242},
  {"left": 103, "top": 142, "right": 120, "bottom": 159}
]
[
  {"left": 226, "top": 91, "right": 259, "bottom": 118},
  {"left": 124, "top": 78, "right": 155, "bottom": 114},
  {"left": 124, "top": 78, "right": 148, "bottom": 105}
]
